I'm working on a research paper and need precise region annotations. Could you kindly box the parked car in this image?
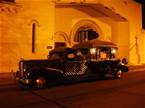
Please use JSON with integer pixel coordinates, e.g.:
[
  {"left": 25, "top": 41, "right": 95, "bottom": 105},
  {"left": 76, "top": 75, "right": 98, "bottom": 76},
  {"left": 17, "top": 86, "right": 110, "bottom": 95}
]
[{"left": 16, "top": 40, "right": 128, "bottom": 89}]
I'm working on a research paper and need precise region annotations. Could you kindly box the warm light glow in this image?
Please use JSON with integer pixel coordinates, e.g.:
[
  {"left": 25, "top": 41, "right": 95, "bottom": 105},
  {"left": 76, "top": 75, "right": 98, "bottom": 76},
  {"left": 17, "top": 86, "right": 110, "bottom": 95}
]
[
  {"left": 90, "top": 48, "right": 96, "bottom": 54},
  {"left": 67, "top": 53, "right": 75, "bottom": 59},
  {"left": 36, "top": 79, "right": 45, "bottom": 84},
  {"left": 111, "top": 48, "right": 116, "bottom": 54},
  {"left": 100, "top": 52, "right": 107, "bottom": 59},
  {"left": 24, "top": 79, "right": 31, "bottom": 84}
]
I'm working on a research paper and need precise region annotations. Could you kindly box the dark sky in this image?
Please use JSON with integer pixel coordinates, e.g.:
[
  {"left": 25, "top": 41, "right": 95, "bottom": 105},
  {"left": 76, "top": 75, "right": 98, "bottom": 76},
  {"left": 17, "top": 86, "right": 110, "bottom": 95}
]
[
  {"left": 143, "top": 3, "right": 145, "bottom": 29},
  {"left": 134, "top": 0, "right": 145, "bottom": 29},
  {"left": 134, "top": 0, "right": 144, "bottom": 3}
]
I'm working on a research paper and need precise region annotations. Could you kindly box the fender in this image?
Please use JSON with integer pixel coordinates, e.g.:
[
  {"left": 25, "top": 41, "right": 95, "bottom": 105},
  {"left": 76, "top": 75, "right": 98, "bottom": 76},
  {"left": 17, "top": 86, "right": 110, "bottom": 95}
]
[
  {"left": 118, "top": 64, "right": 129, "bottom": 72},
  {"left": 28, "top": 67, "right": 64, "bottom": 74},
  {"left": 22, "top": 67, "right": 64, "bottom": 80}
]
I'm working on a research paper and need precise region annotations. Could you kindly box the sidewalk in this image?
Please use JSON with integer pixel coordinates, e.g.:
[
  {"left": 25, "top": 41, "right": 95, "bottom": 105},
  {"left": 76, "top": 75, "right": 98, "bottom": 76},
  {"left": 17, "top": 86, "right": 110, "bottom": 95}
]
[
  {"left": 128, "top": 64, "right": 145, "bottom": 72},
  {"left": 0, "top": 64, "right": 145, "bottom": 85},
  {"left": 0, "top": 72, "right": 16, "bottom": 85}
]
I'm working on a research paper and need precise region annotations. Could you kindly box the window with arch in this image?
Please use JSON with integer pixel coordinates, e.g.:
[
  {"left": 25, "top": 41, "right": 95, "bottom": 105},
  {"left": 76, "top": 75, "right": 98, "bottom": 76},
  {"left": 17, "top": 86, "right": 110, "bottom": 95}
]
[{"left": 74, "top": 27, "right": 99, "bottom": 43}]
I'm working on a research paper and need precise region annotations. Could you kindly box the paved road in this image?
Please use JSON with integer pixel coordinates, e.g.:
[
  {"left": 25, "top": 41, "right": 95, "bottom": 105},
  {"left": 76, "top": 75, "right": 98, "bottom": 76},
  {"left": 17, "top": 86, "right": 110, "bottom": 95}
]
[{"left": 0, "top": 70, "right": 144, "bottom": 108}]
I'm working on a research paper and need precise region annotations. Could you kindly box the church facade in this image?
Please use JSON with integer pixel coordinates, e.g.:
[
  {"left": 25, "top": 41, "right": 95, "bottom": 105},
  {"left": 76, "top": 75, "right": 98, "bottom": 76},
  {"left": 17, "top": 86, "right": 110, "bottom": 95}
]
[{"left": 0, "top": 0, "right": 145, "bottom": 73}]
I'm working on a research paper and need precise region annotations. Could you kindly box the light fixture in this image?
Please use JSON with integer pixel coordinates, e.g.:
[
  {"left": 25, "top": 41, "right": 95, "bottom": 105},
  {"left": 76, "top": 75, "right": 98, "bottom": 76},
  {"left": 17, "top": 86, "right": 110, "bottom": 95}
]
[{"left": 90, "top": 48, "right": 96, "bottom": 54}]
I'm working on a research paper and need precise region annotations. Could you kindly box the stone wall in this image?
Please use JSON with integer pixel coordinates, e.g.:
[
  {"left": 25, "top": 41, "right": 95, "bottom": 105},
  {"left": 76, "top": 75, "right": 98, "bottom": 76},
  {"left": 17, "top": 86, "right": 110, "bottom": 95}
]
[{"left": 0, "top": 1, "right": 55, "bottom": 72}]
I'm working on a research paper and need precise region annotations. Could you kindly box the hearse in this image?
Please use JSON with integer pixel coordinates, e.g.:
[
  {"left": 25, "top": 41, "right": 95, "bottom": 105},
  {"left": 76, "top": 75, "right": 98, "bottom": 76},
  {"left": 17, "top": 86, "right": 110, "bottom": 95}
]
[{"left": 16, "top": 39, "right": 128, "bottom": 89}]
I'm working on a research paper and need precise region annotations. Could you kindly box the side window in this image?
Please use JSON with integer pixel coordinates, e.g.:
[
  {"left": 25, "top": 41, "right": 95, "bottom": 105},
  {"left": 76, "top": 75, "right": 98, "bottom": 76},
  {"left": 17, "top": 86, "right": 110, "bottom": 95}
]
[
  {"left": 77, "top": 48, "right": 91, "bottom": 60},
  {"left": 55, "top": 42, "right": 66, "bottom": 48},
  {"left": 48, "top": 52, "right": 64, "bottom": 60},
  {"left": 74, "top": 28, "right": 99, "bottom": 42},
  {"left": 80, "top": 48, "right": 89, "bottom": 55}
]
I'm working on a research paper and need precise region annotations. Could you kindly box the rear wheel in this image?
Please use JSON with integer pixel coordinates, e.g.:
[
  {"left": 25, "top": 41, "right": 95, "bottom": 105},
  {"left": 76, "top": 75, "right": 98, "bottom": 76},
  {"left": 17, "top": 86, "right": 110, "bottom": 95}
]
[
  {"left": 115, "top": 70, "right": 123, "bottom": 79},
  {"left": 34, "top": 77, "right": 46, "bottom": 89}
]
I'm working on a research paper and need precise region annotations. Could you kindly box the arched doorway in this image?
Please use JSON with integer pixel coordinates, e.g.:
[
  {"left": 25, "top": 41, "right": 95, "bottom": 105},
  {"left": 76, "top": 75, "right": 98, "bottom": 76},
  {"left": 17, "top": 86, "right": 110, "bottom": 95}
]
[
  {"left": 74, "top": 26, "right": 99, "bottom": 43},
  {"left": 70, "top": 19, "right": 103, "bottom": 45}
]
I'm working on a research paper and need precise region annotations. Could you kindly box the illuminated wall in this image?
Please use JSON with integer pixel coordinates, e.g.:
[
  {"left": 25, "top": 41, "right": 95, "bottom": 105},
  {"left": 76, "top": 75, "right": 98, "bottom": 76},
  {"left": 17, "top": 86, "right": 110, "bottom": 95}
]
[
  {"left": 0, "top": 1, "right": 55, "bottom": 72},
  {"left": 0, "top": 0, "right": 144, "bottom": 73},
  {"left": 55, "top": 3, "right": 130, "bottom": 61},
  {"left": 55, "top": 6, "right": 112, "bottom": 46},
  {"left": 100, "top": 0, "right": 145, "bottom": 64}
]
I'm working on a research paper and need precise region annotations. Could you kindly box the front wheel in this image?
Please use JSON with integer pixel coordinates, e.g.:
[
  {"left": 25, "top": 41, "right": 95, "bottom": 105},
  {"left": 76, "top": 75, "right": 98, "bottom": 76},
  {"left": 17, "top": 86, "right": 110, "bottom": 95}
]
[{"left": 114, "top": 70, "right": 123, "bottom": 79}]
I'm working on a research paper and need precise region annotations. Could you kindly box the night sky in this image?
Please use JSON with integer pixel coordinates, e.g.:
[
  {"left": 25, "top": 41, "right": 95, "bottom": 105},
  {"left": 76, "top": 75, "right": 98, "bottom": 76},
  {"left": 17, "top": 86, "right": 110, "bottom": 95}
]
[
  {"left": 134, "top": 0, "right": 145, "bottom": 29},
  {"left": 142, "top": 2, "right": 145, "bottom": 29}
]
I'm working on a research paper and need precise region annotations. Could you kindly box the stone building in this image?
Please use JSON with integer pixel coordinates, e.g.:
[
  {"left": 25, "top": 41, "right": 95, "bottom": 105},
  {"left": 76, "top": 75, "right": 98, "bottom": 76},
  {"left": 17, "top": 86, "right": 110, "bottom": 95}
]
[{"left": 0, "top": 0, "right": 145, "bottom": 73}]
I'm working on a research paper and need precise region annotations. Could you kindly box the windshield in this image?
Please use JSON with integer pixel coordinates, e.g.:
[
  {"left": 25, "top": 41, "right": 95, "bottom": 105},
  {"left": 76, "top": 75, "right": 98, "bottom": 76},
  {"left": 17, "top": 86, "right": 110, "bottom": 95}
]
[{"left": 77, "top": 47, "right": 117, "bottom": 61}]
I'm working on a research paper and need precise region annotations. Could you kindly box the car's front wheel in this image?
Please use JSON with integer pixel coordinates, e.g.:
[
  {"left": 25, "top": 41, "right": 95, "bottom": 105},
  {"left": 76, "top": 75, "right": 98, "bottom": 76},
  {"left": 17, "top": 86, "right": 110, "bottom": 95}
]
[{"left": 114, "top": 70, "right": 123, "bottom": 79}]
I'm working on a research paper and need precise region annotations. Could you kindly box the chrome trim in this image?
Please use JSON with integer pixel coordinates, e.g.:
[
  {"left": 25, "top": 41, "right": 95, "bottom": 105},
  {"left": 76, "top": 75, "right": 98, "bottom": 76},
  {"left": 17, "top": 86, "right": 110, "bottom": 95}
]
[{"left": 46, "top": 67, "right": 63, "bottom": 73}]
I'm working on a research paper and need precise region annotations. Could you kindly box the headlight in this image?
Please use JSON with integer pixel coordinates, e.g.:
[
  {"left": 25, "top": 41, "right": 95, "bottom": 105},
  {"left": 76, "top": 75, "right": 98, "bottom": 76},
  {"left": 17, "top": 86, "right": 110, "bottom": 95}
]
[
  {"left": 23, "top": 79, "right": 31, "bottom": 84},
  {"left": 35, "top": 78, "right": 46, "bottom": 85},
  {"left": 111, "top": 48, "right": 116, "bottom": 54},
  {"left": 90, "top": 48, "right": 96, "bottom": 54},
  {"left": 36, "top": 79, "right": 44, "bottom": 84}
]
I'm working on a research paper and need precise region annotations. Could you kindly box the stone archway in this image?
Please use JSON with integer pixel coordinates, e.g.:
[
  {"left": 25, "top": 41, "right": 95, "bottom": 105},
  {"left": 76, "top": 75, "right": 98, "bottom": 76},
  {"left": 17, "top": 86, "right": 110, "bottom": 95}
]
[
  {"left": 70, "top": 19, "right": 104, "bottom": 46},
  {"left": 74, "top": 26, "right": 99, "bottom": 42},
  {"left": 54, "top": 31, "right": 69, "bottom": 48}
]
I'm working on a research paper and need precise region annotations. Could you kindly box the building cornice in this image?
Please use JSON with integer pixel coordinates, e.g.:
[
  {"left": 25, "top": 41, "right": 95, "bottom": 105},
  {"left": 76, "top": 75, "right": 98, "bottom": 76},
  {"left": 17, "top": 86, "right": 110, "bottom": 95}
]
[
  {"left": 54, "top": 0, "right": 99, "bottom": 4},
  {"left": 55, "top": 3, "right": 127, "bottom": 22},
  {"left": 0, "top": 2, "right": 22, "bottom": 13}
]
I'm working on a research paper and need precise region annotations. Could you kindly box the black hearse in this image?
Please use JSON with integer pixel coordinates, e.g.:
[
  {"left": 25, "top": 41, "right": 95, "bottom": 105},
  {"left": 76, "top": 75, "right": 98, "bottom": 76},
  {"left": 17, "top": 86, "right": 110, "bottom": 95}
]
[{"left": 16, "top": 39, "right": 128, "bottom": 89}]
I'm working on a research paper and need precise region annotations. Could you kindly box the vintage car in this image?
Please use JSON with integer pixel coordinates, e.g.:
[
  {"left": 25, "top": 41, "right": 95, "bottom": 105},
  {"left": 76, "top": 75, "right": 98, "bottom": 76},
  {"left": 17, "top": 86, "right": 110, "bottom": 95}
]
[{"left": 16, "top": 40, "right": 128, "bottom": 89}]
